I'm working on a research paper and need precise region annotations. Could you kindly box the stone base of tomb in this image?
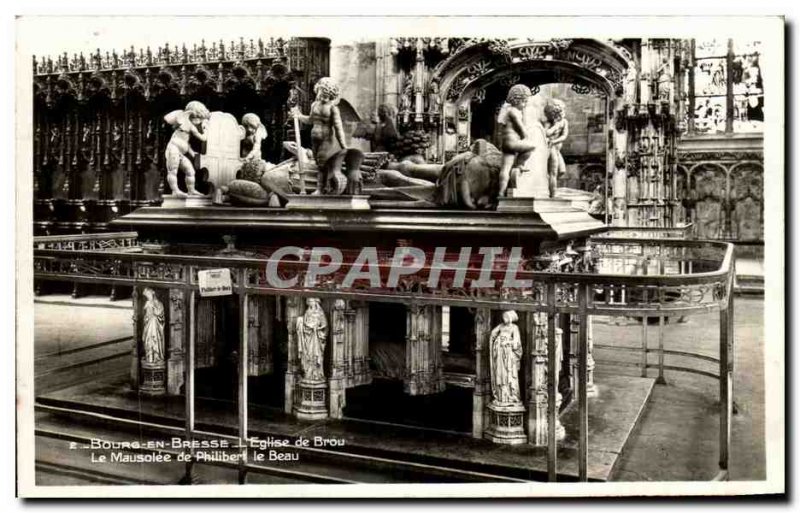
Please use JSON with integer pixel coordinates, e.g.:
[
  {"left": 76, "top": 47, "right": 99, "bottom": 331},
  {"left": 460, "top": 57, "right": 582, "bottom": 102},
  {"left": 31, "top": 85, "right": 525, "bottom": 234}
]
[
  {"left": 139, "top": 360, "right": 166, "bottom": 396},
  {"left": 484, "top": 402, "right": 527, "bottom": 445},
  {"left": 161, "top": 194, "right": 214, "bottom": 209},
  {"left": 285, "top": 194, "right": 371, "bottom": 211},
  {"left": 496, "top": 196, "right": 574, "bottom": 213},
  {"left": 293, "top": 379, "right": 329, "bottom": 421}
]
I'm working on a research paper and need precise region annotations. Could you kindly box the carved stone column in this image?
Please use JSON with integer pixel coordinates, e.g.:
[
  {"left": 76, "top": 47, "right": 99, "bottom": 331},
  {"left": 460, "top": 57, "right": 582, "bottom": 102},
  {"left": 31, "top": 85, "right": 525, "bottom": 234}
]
[
  {"left": 129, "top": 286, "right": 141, "bottom": 390},
  {"left": 284, "top": 296, "right": 302, "bottom": 414},
  {"left": 587, "top": 315, "right": 597, "bottom": 396},
  {"left": 247, "top": 296, "right": 274, "bottom": 377},
  {"left": 472, "top": 308, "right": 491, "bottom": 439},
  {"left": 349, "top": 301, "right": 372, "bottom": 387},
  {"left": 328, "top": 299, "right": 347, "bottom": 419},
  {"left": 404, "top": 304, "right": 445, "bottom": 396},
  {"left": 527, "top": 312, "right": 565, "bottom": 446},
  {"left": 568, "top": 313, "right": 598, "bottom": 398},
  {"left": 166, "top": 288, "right": 185, "bottom": 395}
]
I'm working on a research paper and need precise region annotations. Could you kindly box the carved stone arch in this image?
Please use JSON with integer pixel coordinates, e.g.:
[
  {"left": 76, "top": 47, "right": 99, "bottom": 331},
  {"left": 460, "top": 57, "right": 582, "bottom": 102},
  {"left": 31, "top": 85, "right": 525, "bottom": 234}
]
[
  {"left": 690, "top": 163, "right": 729, "bottom": 240},
  {"left": 728, "top": 161, "right": 764, "bottom": 241},
  {"left": 432, "top": 38, "right": 633, "bottom": 164}
]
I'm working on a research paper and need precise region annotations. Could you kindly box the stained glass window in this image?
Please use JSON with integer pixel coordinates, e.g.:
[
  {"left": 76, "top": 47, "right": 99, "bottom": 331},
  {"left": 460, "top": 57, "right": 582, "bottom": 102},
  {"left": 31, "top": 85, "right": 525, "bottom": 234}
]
[{"left": 685, "top": 38, "right": 763, "bottom": 134}]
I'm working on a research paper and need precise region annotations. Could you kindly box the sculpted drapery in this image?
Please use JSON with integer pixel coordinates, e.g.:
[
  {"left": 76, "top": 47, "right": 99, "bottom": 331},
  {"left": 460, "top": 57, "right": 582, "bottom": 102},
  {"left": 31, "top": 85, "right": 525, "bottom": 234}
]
[
  {"left": 489, "top": 310, "right": 522, "bottom": 405},
  {"left": 141, "top": 287, "right": 165, "bottom": 364},
  {"left": 296, "top": 298, "right": 328, "bottom": 381}
]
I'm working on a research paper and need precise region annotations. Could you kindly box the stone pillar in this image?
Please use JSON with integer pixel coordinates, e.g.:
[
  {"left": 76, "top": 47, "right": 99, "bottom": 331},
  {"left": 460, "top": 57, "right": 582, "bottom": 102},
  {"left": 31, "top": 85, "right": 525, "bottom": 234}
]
[
  {"left": 345, "top": 301, "right": 372, "bottom": 388},
  {"left": 166, "top": 289, "right": 185, "bottom": 395},
  {"left": 284, "top": 296, "right": 302, "bottom": 415},
  {"left": 247, "top": 296, "right": 274, "bottom": 376},
  {"left": 472, "top": 308, "right": 491, "bottom": 439},
  {"left": 328, "top": 299, "right": 347, "bottom": 419},
  {"left": 129, "top": 287, "right": 140, "bottom": 390},
  {"left": 527, "top": 312, "right": 565, "bottom": 446},
  {"left": 587, "top": 315, "right": 597, "bottom": 396},
  {"left": 404, "top": 304, "right": 445, "bottom": 396},
  {"left": 569, "top": 313, "right": 598, "bottom": 398}
]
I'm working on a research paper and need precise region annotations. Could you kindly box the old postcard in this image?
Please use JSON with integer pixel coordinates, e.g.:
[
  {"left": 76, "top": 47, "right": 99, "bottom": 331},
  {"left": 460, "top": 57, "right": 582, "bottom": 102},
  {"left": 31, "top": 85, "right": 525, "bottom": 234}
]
[{"left": 15, "top": 15, "right": 785, "bottom": 498}]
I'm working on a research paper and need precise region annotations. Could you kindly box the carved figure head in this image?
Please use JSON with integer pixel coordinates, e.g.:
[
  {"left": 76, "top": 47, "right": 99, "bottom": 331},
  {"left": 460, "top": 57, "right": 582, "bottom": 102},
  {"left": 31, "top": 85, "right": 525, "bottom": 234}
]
[
  {"left": 506, "top": 84, "right": 532, "bottom": 108},
  {"left": 314, "top": 77, "right": 340, "bottom": 103},
  {"left": 501, "top": 310, "right": 518, "bottom": 325},
  {"left": 306, "top": 297, "right": 322, "bottom": 311},
  {"left": 241, "top": 112, "right": 266, "bottom": 138},
  {"left": 143, "top": 287, "right": 155, "bottom": 301},
  {"left": 184, "top": 100, "right": 211, "bottom": 125},
  {"left": 544, "top": 99, "right": 566, "bottom": 123},
  {"left": 377, "top": 104, "right": 394, "bottom": 121}
]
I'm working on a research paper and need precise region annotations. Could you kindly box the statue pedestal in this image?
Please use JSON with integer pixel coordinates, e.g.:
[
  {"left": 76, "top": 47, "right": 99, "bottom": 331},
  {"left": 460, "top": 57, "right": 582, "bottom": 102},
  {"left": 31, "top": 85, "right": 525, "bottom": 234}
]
[
  {"left": 139, "top": 360, "right": 166, "bottom": 396},
  {"left": 285, "top": 194, "right": 371, "bottom": 211},
  {"left": 161, "top": 195, "right": 213, "bottom": 209},
  {"left": 293, "top": 379, "right": 329, "bottom": 421},
  {"left": 484, "top": 402, "right": 527, "bottom": 445}
]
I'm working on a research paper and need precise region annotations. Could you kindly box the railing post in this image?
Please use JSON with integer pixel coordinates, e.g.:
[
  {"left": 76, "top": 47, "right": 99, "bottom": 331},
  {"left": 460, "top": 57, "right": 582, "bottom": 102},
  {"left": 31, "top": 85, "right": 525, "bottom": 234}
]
[
  {"left": 657, "top": 315, "right": 667, "bottom": 385},
  {"left": 578, "top": 283, "right": 589, "bottom": 482},
  {"left": 181, "top": 287, "right": 196, "bottom": 485},
  {"left": 641, "top": 315, "right": 649, "bottom": 377},
  {"left": 547, "top": 283, "right": 557, "bottom": 482},
  {"left": 719, "top": 277, "right": 734, "bottom": 479},
  {"left": 238, "top": 277, "right": 249, "bottom": 484}
]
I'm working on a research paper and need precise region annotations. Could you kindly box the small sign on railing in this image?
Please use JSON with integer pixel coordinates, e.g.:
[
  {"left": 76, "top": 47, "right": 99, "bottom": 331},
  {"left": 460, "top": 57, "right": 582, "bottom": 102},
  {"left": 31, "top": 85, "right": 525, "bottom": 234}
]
[{"left": 198, "top": 268, "right": 233, "bottom": 297}]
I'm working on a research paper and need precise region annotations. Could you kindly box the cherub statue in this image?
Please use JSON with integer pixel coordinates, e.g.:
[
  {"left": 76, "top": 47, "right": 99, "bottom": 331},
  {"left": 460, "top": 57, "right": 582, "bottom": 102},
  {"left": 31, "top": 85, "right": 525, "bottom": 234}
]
[
  {"left": 163, "top": 100, "right": 211, "bottom": 197},
  {"left": 239, "top": 113, "right": 267, "bottom": 162},
  {"left": 497, "top": 84, "right": 537, "bottom": 198},
  {"left": 291, "top": 77, "right": 364, "bottom": 195},
  {"left": 544, "top": 99, "right": 569, "bottom": 198}
]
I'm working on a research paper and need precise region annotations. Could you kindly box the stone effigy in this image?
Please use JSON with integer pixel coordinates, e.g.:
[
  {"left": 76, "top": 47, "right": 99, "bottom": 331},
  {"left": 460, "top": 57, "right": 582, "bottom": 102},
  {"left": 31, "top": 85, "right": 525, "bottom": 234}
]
[{"left": 484, "top": 310, "right": 527, "bottom": 445}]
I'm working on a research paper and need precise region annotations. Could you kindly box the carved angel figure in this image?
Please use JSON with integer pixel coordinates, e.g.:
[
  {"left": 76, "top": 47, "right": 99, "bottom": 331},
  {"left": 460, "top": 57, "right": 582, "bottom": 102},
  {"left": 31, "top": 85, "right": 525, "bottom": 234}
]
[
  {"left": 163, "top": 100, "right": 211, "bottom": 197},
  {"left": 141, "top": 287, "right": 165, "bottom": 364},
  {"left": 239, "top": 113, "right": 267, "bottom": 161},
  {"left": 489, "top": 310, "right": 523, "bottom": 405}
]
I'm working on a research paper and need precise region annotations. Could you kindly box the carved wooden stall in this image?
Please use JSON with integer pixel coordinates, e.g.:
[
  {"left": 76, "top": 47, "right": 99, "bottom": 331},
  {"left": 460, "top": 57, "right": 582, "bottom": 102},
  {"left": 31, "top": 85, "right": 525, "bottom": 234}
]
[{"left": 32, "top": 37, "right": 330, "bottom": 236}]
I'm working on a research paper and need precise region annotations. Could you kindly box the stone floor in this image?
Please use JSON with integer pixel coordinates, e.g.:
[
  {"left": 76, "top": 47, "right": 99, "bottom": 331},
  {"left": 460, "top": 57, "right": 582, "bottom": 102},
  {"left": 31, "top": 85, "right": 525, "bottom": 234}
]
[{"left": 31, "top": 294, "right": 765, "bottom": 482}]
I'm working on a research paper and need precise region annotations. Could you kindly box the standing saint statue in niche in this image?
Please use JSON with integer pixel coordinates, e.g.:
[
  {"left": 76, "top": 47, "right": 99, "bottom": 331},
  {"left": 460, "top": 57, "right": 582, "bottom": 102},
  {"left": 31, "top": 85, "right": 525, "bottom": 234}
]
[
  {"left": 141, "top": 288, "right": 165, "bottom": 364},
  {"left": 497, "top": 85, "right": 538, "bottom": 198},
  {"left": 544, "top": 99, "right": 569, "bottom": 198},
  {"left": 290, "top": 77, "right": 364, "bottom": 195},
  {"left": 489, "top": 310, "right": 523, "bottom": 405},
  {"left": 296, "top": 298, "right": 328, "bottom": 381},
  {"left": 163, "top": 101, "right": 211, "bottom": 197}
]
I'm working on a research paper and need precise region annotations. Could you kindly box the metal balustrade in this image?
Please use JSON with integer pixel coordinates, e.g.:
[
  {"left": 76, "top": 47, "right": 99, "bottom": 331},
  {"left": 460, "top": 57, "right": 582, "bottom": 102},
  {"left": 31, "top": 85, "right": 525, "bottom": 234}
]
[{"left": 32, "top": 229, "right": 735, "bottom": 482}]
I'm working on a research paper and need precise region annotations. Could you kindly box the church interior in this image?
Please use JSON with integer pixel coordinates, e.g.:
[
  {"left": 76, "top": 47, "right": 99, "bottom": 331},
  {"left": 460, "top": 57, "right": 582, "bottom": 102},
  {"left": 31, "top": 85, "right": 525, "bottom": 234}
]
[{"left": 29, "top": 35, "right": 764, "bottom": 486}]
